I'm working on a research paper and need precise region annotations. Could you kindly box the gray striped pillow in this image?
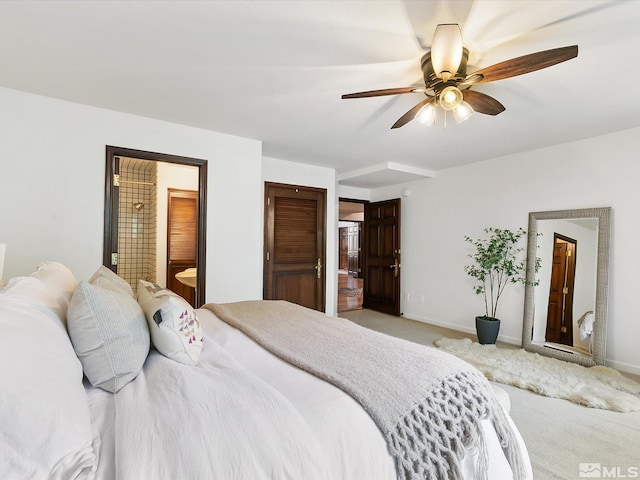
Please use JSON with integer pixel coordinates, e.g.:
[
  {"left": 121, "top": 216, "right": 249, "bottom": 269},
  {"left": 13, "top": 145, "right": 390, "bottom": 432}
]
[{"left": 67, "top": 281, "right": 149, "bottom": 393}]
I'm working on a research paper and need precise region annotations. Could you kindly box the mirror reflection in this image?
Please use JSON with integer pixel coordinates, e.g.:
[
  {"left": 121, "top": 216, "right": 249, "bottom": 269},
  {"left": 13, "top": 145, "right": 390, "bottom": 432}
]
[
  {"left": 522, "top": 207, "right": 611, "bottom": 366},
  {"left": 532, "top": 218, "right": 598, "bottom": 357}
]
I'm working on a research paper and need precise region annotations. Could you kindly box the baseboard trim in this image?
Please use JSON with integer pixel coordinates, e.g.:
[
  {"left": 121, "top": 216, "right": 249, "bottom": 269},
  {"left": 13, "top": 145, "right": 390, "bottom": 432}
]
[
  {"left": 402, "top": 313, "right": 640, "bottom": 376},
  {"left": 402, "top": 313, "right": 523, "bottom": 346},
  {"left": 606, "top": 359, "right": 640, "bottom": 376},
  {"left": 402, "top": 312, "right": 476, "bottom": 335}
]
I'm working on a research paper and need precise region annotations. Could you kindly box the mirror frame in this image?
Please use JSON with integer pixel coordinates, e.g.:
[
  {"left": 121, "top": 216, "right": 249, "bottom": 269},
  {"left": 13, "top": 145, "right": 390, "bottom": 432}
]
[{"left": 522, "top": 207, "right": 611, "bottom": 366}]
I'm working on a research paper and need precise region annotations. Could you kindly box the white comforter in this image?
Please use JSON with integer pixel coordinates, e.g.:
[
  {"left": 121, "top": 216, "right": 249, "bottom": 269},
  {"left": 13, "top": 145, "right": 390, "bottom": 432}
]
[{"left": 86, "top": 308, "right": 531, "bottom": 479}]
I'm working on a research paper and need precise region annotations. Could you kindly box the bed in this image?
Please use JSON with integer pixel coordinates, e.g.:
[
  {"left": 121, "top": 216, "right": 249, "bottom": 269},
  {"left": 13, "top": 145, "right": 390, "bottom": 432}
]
[{"left": 0, "top": 262, "right": 532, "bottom": 480}]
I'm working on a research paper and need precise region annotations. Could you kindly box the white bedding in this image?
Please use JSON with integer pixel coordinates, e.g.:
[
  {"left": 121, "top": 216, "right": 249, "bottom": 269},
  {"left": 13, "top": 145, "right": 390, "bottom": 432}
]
[{"left": 86, "top": 308, "right": 531, "bottom": 479}]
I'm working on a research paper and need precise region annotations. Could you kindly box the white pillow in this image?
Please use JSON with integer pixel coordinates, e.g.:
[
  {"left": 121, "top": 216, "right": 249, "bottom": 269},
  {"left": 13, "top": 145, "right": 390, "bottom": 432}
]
[
  {"left": 31, "top": 261, "right": 78, "bottom": 326},
  {"left": 0, "top": 277, "right": 98, "bottom": 479},
  {"left": 137, "top": 280, "right": 203, "bottom": 365},
  {"left": 67, "top": 281, "right": 150, "bottom": 393},
  {"left": 88, "top": 265, "right": 133, "bottom": 297}
]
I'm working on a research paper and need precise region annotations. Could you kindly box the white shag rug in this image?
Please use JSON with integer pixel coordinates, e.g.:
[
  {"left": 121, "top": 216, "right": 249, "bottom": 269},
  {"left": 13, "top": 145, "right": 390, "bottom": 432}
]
[{"left": 435, "top": 338, "right": 640, "bottom": 412}]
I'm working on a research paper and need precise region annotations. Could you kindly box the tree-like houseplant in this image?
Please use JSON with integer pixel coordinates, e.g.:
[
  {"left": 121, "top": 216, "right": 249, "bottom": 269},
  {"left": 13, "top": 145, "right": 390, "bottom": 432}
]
[{"left": 464, "top": 227, "right": 540, "bottom": 344}]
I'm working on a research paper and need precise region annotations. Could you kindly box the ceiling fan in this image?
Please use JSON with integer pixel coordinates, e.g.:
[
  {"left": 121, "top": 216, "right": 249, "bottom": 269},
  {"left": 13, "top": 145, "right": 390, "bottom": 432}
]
[{"left": 342, "top": 24, "right": 578, "bottom": 128}]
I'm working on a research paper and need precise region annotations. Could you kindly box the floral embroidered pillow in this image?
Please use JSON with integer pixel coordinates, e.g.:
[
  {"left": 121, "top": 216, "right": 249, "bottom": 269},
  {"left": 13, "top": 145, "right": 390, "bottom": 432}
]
[{"left": 137, "top": 280, "right": 203, "bottom": 366}]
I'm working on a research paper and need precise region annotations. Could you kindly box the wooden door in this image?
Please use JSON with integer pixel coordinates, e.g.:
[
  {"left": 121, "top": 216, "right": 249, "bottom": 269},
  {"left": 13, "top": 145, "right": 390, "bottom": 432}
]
[
  {"left": 166, "top": 189, "right": 198, "bottom": 307},
  {"left": 363, "top": 199, "right": 401, "bottom": 316},
  {"left": 339, "top": 227, "right": 349, "bottom": 270},
  {"left": 264, "top": 182, "right": 326, "bottom": 312},
  {"left": 545, "top": 234, "right": 576, "bottom": 345}
]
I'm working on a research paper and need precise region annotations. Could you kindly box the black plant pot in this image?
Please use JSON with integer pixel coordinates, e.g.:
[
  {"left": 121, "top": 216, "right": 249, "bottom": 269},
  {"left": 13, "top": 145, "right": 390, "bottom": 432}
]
[{"left": 475, "top": 316, "right": 501, "bottom": 345}]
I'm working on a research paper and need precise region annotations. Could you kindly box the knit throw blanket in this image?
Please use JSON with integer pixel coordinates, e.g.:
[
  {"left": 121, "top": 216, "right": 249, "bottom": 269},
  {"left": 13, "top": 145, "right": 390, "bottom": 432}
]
[{"left": 205, "top": 301, "right": 527, "bottom": 480}]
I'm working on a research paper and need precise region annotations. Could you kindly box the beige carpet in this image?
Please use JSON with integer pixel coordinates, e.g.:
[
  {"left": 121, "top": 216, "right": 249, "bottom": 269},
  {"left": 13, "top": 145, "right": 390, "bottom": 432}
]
[
  {"left": 340, "top": 309, "right": 640, "bottom": 480},
  {"left": 435, "top": 337, "right": 640, "bottom": 412},
  {"left": 504, "top": 381, "right": 640, "bottom": 479}
]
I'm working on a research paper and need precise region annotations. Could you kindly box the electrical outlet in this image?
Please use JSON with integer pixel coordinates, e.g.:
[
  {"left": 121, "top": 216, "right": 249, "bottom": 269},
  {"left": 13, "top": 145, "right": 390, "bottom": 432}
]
[
  {"left": 403, "top": 292, "right": 410, "bottom": 302},
  {"left": 419, "top": 294, "right": 425, "bottom": 304}
]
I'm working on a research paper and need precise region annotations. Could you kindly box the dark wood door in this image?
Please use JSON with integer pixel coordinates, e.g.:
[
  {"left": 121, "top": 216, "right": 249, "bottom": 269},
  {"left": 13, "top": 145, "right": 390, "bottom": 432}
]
[
  {"left": 166, "top": 189, "right": 198, "bottom": 307},
  {"left": 264, "top": 182, "right": 326, "bottom": 312},
  {"left": 339, "top": 227, "right": 349, "bottom": 270},
  {"left": 363, "top": 199, "right": 401, "bottom": 316},
  {"left": 545, "top": 234, "right": 576, "bottom": 345}
]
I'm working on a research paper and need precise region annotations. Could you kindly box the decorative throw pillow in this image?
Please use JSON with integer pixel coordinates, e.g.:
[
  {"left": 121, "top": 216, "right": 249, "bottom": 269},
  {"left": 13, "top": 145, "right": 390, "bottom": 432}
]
[
  {"left": 31, "top": 261, "right": 78, "bottom": 325},
  {"left": 137, "top": 280, "right": 203, "bottom": 365},
  {"left": 67, "top": 281, "right": 150, "bottom": 393},
  {"left": 88, "top": 265, "right": 134, "bottom": 297}
]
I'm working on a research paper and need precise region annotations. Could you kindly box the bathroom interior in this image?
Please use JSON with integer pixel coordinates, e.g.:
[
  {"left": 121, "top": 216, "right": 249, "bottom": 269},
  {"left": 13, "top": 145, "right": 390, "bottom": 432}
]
[{"left": 116, "top": 156, "right": 199, "bottom": 306}]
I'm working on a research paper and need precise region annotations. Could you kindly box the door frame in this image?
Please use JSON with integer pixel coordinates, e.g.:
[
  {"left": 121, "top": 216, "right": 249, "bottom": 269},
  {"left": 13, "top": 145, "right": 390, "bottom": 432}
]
[
  {"left": 337, "top": 198, "right": 368, "bottom": 310},
  {"left": 103, "top": 145, "right": 208, "bottom": 307}
]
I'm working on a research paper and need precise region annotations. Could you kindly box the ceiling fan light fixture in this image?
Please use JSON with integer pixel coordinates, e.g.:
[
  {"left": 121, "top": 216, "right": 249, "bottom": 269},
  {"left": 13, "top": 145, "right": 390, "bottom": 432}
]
[
  {"left": 453, "top": 101, "right": 474, "bottom": 124},
  {"left": 416, "top": 102, "right": 436, "bottom": 126},
  {"left": 439, "top": 85, "right": 463, "bottom": 111},
  {"left": 431, "top": 24, "right": 463, "bottom": 82}
]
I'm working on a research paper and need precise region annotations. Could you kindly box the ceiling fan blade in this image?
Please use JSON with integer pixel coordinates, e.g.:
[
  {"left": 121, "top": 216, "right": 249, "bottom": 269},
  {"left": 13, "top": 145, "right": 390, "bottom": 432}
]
[
  {"left": 391, "top": 98, "right": 432, "bottom": 129},
  {"left": 462, "top": 90, "right": 505, "bottom": 116},
  {"left": 342, "top": 87, "right": 422, "bottom": 99},
  {"left": 462, "top": 45, "right": 578, "bottom": 85}
]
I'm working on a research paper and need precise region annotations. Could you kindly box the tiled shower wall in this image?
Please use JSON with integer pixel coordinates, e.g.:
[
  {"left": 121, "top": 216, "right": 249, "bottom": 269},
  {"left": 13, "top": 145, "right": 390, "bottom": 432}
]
[{"left": 118, "top": 157, "right": 157, "bottom": 295}]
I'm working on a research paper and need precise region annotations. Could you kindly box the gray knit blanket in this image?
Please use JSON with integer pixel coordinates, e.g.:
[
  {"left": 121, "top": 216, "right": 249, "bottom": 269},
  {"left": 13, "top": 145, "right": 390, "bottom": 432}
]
[{"left": 205, "top": 300, "right": 526, "bottom": 480}]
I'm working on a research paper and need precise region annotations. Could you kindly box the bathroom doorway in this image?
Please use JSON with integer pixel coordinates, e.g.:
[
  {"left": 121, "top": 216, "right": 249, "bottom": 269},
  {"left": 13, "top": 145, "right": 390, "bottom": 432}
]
[{"left": 103, "top": 146, "right": 207, "bottom": 307}]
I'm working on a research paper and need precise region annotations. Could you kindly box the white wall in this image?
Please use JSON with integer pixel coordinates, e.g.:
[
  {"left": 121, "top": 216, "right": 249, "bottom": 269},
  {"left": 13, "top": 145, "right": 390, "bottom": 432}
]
[
  {"left": 156, "top": 162, "right": 200, "bottom": 287},
  {"left": 0, "top": 86, "right": 263, "bottom": 304},
  {"left": 338, "top": 184, "right": 371, "bottom": 202},
  {"left": 262, "top": 156, "right": 338, "bottom": 315},
  {"left": 2, "top": 86, "right": 637, "bottom": 372},
  {"left": 370, "top": 127, "right": 640, "bottom": 374}
]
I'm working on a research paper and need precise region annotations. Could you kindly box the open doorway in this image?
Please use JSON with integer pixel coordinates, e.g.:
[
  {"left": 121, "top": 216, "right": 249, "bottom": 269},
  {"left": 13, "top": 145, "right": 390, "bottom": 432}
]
[
  {"left": 338, "top": 200, "right": 364, "bottom": 313},
  {"left": 103, "top": 146, "right": 207, "bottom": 307}
]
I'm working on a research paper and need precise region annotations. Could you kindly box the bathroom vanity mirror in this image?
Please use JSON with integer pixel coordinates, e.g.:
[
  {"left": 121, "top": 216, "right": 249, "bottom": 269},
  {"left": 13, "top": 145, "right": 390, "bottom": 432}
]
[{"left": 522, "top": 207, "right": 611, "bottom": 366}]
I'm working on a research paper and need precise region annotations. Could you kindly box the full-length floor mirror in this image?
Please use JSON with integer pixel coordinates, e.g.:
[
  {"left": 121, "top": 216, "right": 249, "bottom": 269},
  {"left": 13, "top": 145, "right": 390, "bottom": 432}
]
[{"left": 522, "top": 207, "right": 611, "bottom": 366}]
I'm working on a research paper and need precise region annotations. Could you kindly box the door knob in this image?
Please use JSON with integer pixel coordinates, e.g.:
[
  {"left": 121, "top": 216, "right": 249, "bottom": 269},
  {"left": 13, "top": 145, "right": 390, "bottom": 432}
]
[
  {"left": 389, "top": 259, "right": 400, "bottom": 277},
  {"left": 314, "top": 258, "right": 322, "bottom": 279}
]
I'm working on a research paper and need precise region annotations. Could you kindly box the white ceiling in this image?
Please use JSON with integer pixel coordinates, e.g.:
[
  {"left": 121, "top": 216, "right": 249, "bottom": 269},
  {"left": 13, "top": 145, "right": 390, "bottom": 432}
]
[{"left": 1, "top": 1, "right": 639, "bottom": 188}]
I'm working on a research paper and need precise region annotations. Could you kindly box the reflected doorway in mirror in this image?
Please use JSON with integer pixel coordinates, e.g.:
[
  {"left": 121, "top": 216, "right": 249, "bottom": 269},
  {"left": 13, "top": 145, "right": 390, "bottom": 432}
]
[{"left": 544, "top": 233, "right": 578, "bottom": 348}]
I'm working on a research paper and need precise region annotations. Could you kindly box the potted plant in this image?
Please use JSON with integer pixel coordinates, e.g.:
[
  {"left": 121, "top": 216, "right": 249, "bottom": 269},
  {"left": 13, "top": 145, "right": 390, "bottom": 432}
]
[{"left": 464, "top": 227, "right": 540, "bottom": 344}]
